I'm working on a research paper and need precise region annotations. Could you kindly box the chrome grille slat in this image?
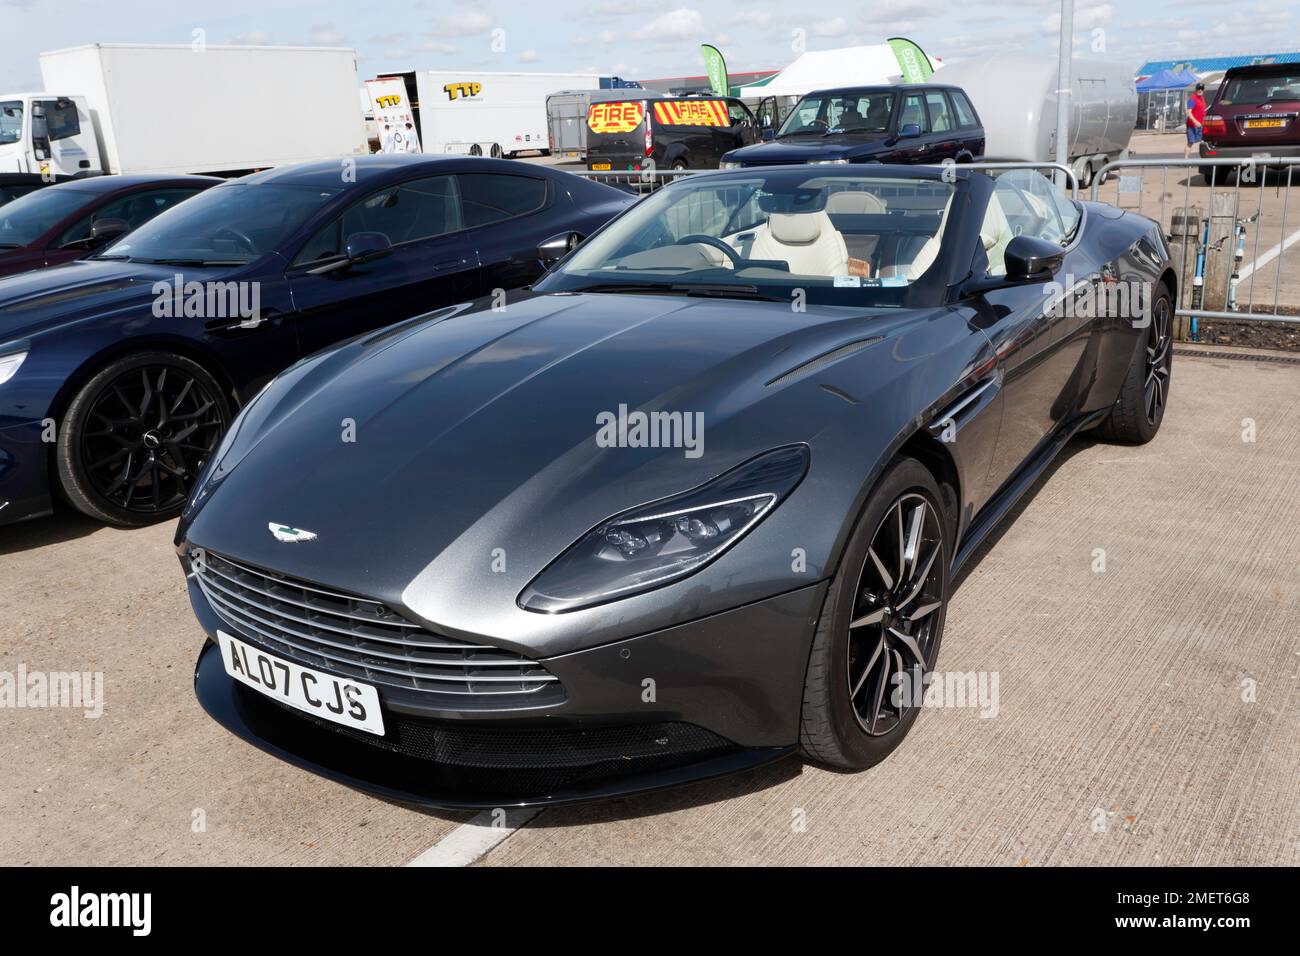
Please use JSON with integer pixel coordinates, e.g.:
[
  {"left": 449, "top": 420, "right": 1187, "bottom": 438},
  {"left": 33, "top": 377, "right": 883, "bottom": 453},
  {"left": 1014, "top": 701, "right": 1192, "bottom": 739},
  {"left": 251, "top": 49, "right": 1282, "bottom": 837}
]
[{"left": 193, "top": 550, "right": 562, "bottom": 703}]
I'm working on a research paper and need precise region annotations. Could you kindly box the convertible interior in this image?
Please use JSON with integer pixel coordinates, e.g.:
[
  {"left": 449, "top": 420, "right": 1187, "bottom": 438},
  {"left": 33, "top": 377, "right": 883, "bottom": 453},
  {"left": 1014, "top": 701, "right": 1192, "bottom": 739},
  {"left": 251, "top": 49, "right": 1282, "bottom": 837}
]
[{"left": 612, "top": 183, "right": 1024, "bottom": 285}]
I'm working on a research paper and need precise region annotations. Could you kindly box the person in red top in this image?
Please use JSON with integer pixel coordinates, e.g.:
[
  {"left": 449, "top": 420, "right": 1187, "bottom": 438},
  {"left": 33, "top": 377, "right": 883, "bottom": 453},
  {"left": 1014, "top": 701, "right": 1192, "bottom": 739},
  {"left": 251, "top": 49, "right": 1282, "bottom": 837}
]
[{"left": 1184, "top": 82, "right": 1207, "bottom": 159}]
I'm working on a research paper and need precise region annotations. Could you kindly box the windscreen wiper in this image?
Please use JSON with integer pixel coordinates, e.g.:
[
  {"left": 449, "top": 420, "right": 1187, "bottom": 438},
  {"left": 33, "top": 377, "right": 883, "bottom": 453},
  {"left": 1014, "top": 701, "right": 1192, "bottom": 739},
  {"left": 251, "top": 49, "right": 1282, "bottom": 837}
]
[{"left": 570, "top": 281, "right": 783, "bottom": 301}]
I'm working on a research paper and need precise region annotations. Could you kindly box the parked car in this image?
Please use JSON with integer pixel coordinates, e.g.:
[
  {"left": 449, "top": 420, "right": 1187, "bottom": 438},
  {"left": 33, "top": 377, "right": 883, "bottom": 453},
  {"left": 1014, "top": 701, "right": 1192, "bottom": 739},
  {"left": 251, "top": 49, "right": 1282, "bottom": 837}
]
[
  {"left": 179, "top": 165, "right": 1175, "bottom": 808},
  {"left": 1200, "top": 63, "right": 1300, "bottom": 184},
  {"left": 721, "top": 84, "right": 984, "bottom": 168},
  {"left": 0, "top": 172, "right": 55, "bottom": 208},
  {"left": 0, "top": 155, "right": 632, "bottom": 527},
  {"left": 0, "top": 174, "right": 218, "bottom": 279},
  {"left": 586, "top": 95, "right": 761, "bottom": 172}
]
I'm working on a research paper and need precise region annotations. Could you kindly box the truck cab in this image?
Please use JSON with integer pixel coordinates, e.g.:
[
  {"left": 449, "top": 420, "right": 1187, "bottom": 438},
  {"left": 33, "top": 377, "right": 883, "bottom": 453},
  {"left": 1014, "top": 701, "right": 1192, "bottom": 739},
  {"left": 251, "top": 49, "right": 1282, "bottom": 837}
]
[
  {"left": 0, "top": 94, "right": 102, "bottom": 179},
  {"left": 720, "top": 84, "right": 984, "bottom": 168}
]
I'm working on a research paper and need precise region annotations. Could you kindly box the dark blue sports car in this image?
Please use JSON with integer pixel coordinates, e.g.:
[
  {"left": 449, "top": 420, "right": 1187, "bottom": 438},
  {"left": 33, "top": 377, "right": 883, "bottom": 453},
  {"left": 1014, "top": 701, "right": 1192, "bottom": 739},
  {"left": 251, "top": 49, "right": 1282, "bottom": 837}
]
[{"left": 0, "top": 156, "right": 631, "bottom": 527}]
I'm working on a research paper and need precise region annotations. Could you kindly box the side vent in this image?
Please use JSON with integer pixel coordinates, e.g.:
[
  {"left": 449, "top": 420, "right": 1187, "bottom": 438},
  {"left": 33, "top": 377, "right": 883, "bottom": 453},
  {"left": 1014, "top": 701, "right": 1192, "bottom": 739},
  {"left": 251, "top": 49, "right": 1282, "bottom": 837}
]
[
  {"left": 928, "top": 376, "right": 1000, "bottom": 439},
  {"left": 765, "top": 337, "right": 883, "bottom": 389}
]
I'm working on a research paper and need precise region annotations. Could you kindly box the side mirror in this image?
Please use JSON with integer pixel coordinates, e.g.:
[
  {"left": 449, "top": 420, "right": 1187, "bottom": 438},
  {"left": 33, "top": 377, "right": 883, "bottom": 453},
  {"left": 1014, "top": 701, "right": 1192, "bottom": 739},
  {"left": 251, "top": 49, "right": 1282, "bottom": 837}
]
[
  {"left": 89, "top": 218, "right": 129, "bottom": 242},
  {"left": 344, "top": 231, "right": 392, "bottom": 264},
  {"left": 537, "top": 231, "right": 581, "bottom": 265},
  {"left": 1004, "top": 234, "right": 1065, "bottom": 280},
  {"left": 303, "top": 231, "right": 392, "bottom": 275},
  {"left": 898, "top": 123, "right": 922, "bottom": 140}
]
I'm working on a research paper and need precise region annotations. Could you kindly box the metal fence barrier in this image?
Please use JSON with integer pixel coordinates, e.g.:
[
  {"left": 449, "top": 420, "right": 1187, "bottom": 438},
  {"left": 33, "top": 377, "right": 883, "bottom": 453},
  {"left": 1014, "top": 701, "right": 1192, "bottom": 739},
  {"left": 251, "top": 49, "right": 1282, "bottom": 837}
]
[{"left": 1091, "top": 157, "right": 1300, "bottom": 329}]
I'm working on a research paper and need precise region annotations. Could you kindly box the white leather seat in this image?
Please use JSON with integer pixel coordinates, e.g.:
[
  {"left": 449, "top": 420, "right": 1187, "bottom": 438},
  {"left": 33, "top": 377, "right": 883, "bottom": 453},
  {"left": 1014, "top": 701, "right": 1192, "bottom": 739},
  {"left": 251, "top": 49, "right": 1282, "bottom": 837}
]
[
  {"left": 980, "top": 194, "right": 1015, "bottom": 276},
  {"left": 745, "top": 210, "right": 849, "bottom": 277},
  {"left": 879, "top": 194, "right": 954, "bottom": 281},
  {"left": 824, "top": 190, "right": 888, "bottom": 214}
]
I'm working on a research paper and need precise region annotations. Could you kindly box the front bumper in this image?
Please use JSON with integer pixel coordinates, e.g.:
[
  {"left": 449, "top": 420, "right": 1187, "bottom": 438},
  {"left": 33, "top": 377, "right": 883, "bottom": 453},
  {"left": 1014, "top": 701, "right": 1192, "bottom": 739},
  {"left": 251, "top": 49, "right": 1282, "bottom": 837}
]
[
  {"left": 0, "top": 419, "right": 52, "bottom": 526},
  {"left": 188, "top": 570, "right": 825, "bottom": 808}
]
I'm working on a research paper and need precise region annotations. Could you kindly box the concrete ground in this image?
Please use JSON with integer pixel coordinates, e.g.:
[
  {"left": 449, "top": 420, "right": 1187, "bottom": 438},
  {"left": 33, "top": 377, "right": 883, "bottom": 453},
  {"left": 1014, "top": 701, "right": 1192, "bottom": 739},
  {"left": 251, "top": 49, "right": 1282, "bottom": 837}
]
[{"left": 1, "top": 352, "right": 1297, "bottom": 866}]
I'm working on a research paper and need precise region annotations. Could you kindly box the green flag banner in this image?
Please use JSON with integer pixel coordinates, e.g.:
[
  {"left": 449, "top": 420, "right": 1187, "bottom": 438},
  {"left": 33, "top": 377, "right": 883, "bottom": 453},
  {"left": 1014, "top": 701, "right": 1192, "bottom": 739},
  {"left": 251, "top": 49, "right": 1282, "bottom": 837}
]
[
  {"left": 700, "top": 44, "right": 729, "bottom": 96},
  {"left": 887, "top": 37, "right": 934, "bottom": 84}
]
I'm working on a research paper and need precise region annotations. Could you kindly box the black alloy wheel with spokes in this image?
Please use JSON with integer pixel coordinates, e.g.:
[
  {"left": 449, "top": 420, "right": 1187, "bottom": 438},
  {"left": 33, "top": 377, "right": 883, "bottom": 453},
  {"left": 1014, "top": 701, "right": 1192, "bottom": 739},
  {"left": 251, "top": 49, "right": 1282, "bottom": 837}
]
[
  {"left": 57, "top": 352, "right": 231, "bottom": 526},
  {"left": 846, "top": 491, "right": 946, "bottom": 737},
  {"left": 1096, "top": 280, "right": 1173, "bottom": 445},
  {"left": 1143, "top": 292, "right": 1172, "bottom": 425},
  {"left": 800, "top": 457, "right": 952, "bottom": 769}
]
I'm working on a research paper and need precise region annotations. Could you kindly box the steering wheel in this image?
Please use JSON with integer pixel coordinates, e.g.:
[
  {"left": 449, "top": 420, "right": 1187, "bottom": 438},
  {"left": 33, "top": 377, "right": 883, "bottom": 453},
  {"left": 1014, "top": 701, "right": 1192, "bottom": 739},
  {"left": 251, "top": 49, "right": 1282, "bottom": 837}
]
[
  {"left": 674, "top": 234, "right": 743, "bottom": 268},
  {"left": 212, "top": 226, "right": 258, "bottom": 256}
]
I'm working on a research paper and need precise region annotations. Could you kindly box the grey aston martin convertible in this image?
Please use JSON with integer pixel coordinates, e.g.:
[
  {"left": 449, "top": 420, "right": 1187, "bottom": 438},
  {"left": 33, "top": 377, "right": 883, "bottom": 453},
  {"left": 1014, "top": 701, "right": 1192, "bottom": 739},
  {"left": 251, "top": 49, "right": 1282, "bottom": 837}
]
[{"left": 178, "top": 165, "right": 1174, "bottom": 807}]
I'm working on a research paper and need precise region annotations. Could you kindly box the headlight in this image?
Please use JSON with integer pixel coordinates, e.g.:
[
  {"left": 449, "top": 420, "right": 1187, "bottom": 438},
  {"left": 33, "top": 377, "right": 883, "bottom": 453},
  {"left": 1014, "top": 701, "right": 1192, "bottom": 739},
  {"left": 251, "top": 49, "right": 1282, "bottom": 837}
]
[
  {"left": 809, "top": 158, "right": 849, "bottom": 165},
  {"left": 0, "top": 351, "right": 28, "bottom": 386},
  {"left": 519, "top": 445, "right": 809, "bottom": 613},
  {"left": 719, "top": 160, "right": 741, "bottom": 170}
]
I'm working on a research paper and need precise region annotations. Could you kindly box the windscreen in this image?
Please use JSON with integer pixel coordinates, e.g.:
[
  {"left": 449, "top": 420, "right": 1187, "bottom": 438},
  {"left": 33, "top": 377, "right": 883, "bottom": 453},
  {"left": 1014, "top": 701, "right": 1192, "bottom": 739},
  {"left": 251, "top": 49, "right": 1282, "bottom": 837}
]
[
  {"left": 0, "top": 186, "right": 93, "bottom": 248},
  {"left": 542, "top": 169, "right": 956, "bottom": 308},
  {"left": 101, "top": 182, "right": 340, "bottom": 265},
  {"left": 777, "top": 92, "right": 896, "bottom": 136}
]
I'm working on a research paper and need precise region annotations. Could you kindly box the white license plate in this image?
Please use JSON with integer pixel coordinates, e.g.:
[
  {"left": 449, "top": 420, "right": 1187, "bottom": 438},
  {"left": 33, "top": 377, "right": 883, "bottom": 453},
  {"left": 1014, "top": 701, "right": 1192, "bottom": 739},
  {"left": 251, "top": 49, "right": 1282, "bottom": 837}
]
[{"left": 217, "top": 630, "right": 385, "bottom": 736}]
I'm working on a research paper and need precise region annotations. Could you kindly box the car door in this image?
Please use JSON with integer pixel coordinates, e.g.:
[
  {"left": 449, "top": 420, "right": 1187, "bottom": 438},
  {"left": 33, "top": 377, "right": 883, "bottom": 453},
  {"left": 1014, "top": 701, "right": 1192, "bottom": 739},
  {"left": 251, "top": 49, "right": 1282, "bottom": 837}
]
[
  {"left": 973, "top": 172, "right": 1093, "bottom": 491},
  {"left": 724, "top": 99, "right": 759, "bottom": 152},
  {"left": 44, "top": 186, "right": 205, "bottom": 267},
  {"left": 458, "top": 170, "right": 564, "bottom": 294},
  {"left": 286, "top": 174, "right": 480, "bottom": 358},
  {"left": 883, "top": 92, "right": 932, "bottom": 163},
  {"left": 948, "top": 89, "right": 985, "bottom": 158},
  {"left": 924, "top": 91, "right": 962, "bottom": 162}
]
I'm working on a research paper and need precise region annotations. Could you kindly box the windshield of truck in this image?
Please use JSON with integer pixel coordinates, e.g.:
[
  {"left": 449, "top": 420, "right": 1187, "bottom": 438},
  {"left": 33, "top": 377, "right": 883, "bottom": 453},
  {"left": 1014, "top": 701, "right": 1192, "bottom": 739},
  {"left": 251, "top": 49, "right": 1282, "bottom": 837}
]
[
  {"left": 1219, "top": 72, "right": 1300, "bottom": 105},
  {"left": 778, "top": 92, "right": 895, "bottom": 136},
  {"left": 101, "top": 182, "right": 340, "bottom": 265},
  {"left": 538, "top": 168, "right": 957, "bottom": 308},
  {"left": 0, "top": 101, "right": 23, "bottom": 145},
  {"left": 0, "top": 186, "right": 93, "bottom": 247}
]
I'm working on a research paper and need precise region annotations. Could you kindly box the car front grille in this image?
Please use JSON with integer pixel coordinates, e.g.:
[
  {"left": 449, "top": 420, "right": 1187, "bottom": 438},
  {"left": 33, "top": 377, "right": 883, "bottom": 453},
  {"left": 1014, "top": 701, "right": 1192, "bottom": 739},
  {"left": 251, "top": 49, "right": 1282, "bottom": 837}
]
[{"left": 191, "top": 549, "right": 563, "bottom": 706}]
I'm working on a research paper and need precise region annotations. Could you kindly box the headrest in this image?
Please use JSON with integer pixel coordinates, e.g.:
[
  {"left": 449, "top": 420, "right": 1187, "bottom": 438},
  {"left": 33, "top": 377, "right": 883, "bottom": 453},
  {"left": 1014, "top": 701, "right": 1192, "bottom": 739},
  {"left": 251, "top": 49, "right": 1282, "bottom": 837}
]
[
  {"left": 768, "top": 212, "right": 824, "bottom": 245},
  {"left": 825, "top": 191, "right": 887, "bottom": 214}
]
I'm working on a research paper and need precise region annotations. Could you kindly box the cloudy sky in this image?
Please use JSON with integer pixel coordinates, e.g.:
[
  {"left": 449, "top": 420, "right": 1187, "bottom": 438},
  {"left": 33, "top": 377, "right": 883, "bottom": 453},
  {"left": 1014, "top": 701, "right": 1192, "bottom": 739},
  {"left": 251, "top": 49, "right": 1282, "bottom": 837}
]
[{"left": 2, "top": 0, "right": 1297, "bottom": 92}]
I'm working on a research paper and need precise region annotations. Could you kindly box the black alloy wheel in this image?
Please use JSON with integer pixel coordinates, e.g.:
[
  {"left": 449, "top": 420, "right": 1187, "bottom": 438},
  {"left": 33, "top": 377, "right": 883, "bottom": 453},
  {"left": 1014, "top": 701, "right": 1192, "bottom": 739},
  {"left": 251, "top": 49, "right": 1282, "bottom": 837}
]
[{"left": 57, "top": 353, "right": 231, "bottom": 525}]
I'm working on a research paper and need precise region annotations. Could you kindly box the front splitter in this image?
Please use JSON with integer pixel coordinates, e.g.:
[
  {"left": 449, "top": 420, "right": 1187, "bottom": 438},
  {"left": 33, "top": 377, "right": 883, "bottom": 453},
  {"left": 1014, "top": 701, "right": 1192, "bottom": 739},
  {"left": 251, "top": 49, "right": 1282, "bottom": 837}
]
[{"left": 194, "top": 642, "right": 796, "bottom": 810}]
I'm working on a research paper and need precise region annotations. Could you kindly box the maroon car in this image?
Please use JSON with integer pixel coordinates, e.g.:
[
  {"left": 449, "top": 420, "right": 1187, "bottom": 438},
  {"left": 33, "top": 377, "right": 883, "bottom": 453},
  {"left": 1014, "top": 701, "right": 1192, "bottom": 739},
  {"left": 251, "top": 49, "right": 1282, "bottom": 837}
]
[
  {"left": 0, "top": 174, "right": 218, "bottom": 278},
  {"left": 1200, "top": 63, "right": 1300, "bottom": 184}
]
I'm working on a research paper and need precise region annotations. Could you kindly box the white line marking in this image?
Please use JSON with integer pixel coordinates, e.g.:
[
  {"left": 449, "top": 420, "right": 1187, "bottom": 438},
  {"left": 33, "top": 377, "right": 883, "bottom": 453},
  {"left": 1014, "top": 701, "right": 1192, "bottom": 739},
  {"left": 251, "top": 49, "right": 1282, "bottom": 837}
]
[
  {"left": 406, "top": 807, "right": 541, "bottom": 867},
  {"left": 1238, "top": 224, "right": 1300, "bottom": 282}
]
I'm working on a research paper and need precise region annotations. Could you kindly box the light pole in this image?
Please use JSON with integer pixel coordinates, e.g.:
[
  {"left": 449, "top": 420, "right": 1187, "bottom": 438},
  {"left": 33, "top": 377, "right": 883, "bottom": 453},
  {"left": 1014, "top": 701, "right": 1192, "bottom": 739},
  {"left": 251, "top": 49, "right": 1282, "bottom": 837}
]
[{"left": 1055, "top": 0, "right": 1075, "bottom": 189}]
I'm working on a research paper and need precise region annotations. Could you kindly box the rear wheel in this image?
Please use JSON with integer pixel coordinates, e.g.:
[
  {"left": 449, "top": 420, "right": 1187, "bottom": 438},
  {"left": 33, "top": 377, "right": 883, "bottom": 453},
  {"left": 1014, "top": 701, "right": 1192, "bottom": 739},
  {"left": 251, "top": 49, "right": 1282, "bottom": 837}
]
[
  {"left": 469, "top": 144, "right": 483, "bottom": 157},
  {"left": 56, "top": 352, "right": 231, "bottom": 526},
  {"left": 1096, "top": 282, "right": 1172, "bottom": 444},
  {"left": 490, "top": 143, "right": 503, "bottom": 159},
  {"left": 799, "top": 458, "right": 951, "bottom": 770}
]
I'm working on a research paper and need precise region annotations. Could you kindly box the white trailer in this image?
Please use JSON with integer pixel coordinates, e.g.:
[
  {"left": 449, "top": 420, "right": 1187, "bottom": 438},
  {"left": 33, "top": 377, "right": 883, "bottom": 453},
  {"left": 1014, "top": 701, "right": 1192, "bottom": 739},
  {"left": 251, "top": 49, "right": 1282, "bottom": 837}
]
[
  {"left": 936, "top": 56, "right": 1137, "bottom": 188},
  {"left": 377, "top": 70, "right": 605, "bottom": 157},
  {"left": 1, "top": 43, "right": 367, "bottom": 178}
]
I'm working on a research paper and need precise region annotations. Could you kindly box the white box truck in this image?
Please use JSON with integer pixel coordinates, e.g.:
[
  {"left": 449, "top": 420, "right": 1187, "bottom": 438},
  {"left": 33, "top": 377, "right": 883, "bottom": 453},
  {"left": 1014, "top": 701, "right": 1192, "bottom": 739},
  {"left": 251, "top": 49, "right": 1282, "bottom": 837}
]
[
  {"left": 373, "top": 70, "right": 610, "bottom": 157},
  {"left": 937, "top": 56, "right": 1137, "bottom": 188},
  {"left": 0, "top": 43, "right": 367, "bottom": 179}
]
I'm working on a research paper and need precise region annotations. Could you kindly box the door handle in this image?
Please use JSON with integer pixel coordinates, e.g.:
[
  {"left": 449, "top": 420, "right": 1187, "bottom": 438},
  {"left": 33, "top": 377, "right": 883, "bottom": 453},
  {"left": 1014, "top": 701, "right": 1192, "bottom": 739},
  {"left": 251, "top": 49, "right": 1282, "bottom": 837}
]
[{"left": 204, "top": 309, "right": 280, "bottom": 332}]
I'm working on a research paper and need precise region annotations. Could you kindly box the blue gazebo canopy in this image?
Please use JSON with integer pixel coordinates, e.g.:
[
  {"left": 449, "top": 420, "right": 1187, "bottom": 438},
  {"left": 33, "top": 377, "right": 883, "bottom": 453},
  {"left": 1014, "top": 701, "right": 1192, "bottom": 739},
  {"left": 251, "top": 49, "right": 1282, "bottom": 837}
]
[{"left": 1137, "top": 68, "right": 1199, "bottom": 92}]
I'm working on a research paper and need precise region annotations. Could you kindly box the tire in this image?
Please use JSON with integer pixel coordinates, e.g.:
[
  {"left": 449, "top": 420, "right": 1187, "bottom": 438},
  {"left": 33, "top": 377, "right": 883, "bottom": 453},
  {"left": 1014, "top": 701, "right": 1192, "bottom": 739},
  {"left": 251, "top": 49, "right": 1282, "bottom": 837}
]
[
  {"left": 1202, "top": 165, "right": 1232, "bottom": 186},
  {"left": 56, "top": 352, "right": 231, "bottom": 526},
  {"left": 1079, "top": 161, "right": 1093, "bottom": 190},
  {"left": 1096, "top": 281, "right": 1173, "bottom": 445},
  {"left": 799, "top": 457, "right": 952, "bottom": 770},
  {"left": 490, "top": 143, "right": 503, "bottom": 158},
  {"left": 469, "top": 144, "right": 483, "bottom": 157},
  {"left": 671, "top": 159, "right": 688, "bottom": 171}
]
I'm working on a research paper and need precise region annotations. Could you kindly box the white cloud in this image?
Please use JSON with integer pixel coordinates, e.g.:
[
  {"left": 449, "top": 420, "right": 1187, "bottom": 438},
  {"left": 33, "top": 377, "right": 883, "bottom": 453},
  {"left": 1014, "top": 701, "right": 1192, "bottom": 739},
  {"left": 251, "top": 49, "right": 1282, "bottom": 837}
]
[
  {"left": 432, "top": 10, "right": 494, "bottom": 38},
  {"left": 1042, "top": 2, "right": 1114, "bottom": 34},
  {"left": 724, "top": 11, "right": 774, "bottom": 28},
  {"left": 309, "top": 23, "right": 346, "bottom": 45},
  {"left": 518, "top": 49, "right": 539, "bottom": 62},
  {"left": 640, "top": 8, "right": 705, "bottom": 42},
  {"left": 813, "top": 17, "right": 850, "bottom": 38}
]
